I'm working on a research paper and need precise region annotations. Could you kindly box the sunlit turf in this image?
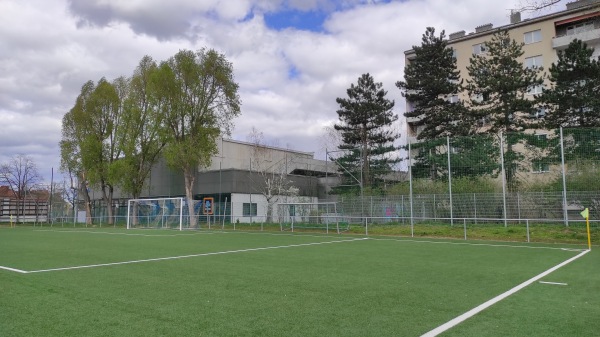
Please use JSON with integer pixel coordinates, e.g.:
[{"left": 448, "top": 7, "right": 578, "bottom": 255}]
[{"left": 0, "top": 227, "right": 597, "bottom": 336}]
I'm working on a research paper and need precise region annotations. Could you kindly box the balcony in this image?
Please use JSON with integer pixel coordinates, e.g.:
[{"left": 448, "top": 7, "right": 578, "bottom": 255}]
[{"left": 552, "top": 27, "right": 600, "bottom": 49}]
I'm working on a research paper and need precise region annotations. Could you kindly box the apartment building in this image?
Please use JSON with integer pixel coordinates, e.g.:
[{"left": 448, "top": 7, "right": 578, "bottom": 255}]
[{"left": 404, "top": 0, "right": 600, "bottom": 144}]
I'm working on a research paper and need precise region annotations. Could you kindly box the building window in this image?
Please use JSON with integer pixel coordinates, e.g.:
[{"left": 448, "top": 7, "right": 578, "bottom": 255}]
[
  {"left": 532, "top": 160, "right": 549, "bottom": 173},
  {"left": 524, "top": 30, "right": 542, "bottom": 44},
  {"left": 525, "top": 55, "right": 543, "bottom": 69},
  {"left": 528, "top": 84, "right": 543, "bottom": 95},
  {"left": 289, "top": 205, "right": 296, "bottom": 217},
  {"left": 451, "top": 48, "right": 457, "bottom": 59},
  {"left": 243, "top": 203, "right": 257, "bottom": 216},
  {"left": 472, "top": 43, "right": 487, "bottom": 55}
]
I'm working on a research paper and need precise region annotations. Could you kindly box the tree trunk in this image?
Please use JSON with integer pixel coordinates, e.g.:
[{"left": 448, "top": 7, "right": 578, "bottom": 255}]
[
  {"left": 79, "top": 180, "right": 93, "bottom": 225},
  {"left": 266, "top": 198, "right": 273, "bottom": 223},
  {"left": 99, "top": 182, "right": 115, "bottom": 225},
  {"left": 107, "top": 185, "right": 114, "bottom": 225},
  {"left": 184, "top": 167, "right": 197, "bottom": 228}
]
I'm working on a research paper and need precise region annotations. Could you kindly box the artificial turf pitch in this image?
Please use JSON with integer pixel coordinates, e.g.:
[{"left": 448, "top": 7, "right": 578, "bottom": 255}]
[{"left": 0, "top": 227, "right": 598, "bottom": 336}]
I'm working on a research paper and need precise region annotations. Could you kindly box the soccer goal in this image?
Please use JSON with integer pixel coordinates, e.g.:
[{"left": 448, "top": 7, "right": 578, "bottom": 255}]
[
  {"left": 277, "top": 202, "right": 348, "bottom": 234},
  {"left": 127, "top": 197, "right": 184, "bottom": 230}
]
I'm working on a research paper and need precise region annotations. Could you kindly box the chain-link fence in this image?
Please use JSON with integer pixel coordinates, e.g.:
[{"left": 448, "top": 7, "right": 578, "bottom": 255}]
[{"left": 333, "top": 127, "right": 600, "bottom": 226}]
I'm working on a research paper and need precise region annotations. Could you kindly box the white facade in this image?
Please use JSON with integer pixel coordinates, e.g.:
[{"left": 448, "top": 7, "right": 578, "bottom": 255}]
[{"left": 229, "top": 193, "right": 317, "bottom": 223}]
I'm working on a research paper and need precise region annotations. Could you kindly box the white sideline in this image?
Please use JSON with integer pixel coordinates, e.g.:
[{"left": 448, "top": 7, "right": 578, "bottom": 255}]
[
  {"left": 21, "top": 237, "right": 369, "bottom": 274},
  {"left": 420, "top": 249, "right": 590, "bottom": 337},
  {"left": 0, "top": 265, "right": 28, "bottom": 274},
  {"left": 370, "top": 237, "right": 587, "bottom": 252}
]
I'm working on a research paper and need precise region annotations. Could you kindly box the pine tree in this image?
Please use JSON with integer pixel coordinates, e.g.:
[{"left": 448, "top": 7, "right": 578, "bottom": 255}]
[
  {"left": 540, "top": 39, "right": 600, "bottom": 128},
  {"left": 466, "top": 30, "right": 544, "bottom": 133},
  {"left": 396, "top": 27, "right": 471, "bottom": 140},
  {"left": 466, "top": 30, "right": 544, "bottom": 190},
  {"left": 398, "top": 28, "right": 492, "bottom": 181},
  {"left": 333, "top": 73, "right": 399, "bottom": 194},
  {"left": 539, "top": 40, "right": 600, "bottom": 164}
]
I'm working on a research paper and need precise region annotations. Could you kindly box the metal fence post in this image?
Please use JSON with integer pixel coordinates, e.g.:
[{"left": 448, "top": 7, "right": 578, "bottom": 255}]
[
  {"left": 447, "top": 136, "right": 454, "bottom": 226},
  {"left": 560, "top": 127, "right": 569, "bottom": 227},
  {"left": 408, "top": 140, "right": 414, "bottom": 237},
  {"left": 500, "top": 132, "right": 508, "bottom": 227},
  {"left": 517, "top": 192, "right": 521, "bottom": 223},
  {"left": 473, "top": 193, "right": 477, "bottom": 223}
]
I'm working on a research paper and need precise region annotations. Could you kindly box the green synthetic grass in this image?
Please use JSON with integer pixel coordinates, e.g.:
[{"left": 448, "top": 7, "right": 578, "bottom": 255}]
[{"left": 0, "top": 227, "right": 597, "bottom": 336}]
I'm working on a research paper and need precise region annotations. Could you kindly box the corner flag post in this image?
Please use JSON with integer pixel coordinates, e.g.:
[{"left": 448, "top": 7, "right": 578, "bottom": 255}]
[{"left": 580, "top": 208, "right": 591, "bottom": 250}]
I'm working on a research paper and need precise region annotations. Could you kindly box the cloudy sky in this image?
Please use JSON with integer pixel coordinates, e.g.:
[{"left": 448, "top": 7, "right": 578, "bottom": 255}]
[{"left": 0, "top": 0, "right": 567, "bottom": 184}]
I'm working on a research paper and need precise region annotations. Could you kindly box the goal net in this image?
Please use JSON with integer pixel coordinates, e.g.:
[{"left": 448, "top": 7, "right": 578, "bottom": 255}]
[
  {"left": 277, "top": 202, "right": 348, "bottom": 234},
  {"left": 127, "top": 197, "right": 184, "bottom": 230}
]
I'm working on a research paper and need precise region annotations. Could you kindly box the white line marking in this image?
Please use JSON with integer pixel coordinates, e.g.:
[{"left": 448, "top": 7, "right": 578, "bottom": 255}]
[
  {"left": 420, "top": 249, "right": 590, "bottom": 337},
  {"left": 369, "top": 237, "right": 586, "bottom": 252},
  {"left": 539, "top": 281, "right": 568, "bottom": 286},
  {"left": 561, "top": 248, "right": 584, "bottom": 252},
  {"left": 212, "top": 230, "right": 358, "bottom": 240},
  {"left": 24, "top": 238, "right": 369, "bottom": 274},
  {"left": 34, "top": 229, "right": 211, "bottom": 237},
  {"left": 0, "top": 265, "right": 29, "bottom": 274}
]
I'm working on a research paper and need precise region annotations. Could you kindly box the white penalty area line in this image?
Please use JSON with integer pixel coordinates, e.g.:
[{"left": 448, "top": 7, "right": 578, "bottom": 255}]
[
  {"left": 539, "top": 281, "right": 568, "bottom": 286},
  {"left": 420, "top": 249, "right": 590, "bottom": 337},
  {"left": 7, "top": 237, "right": 369, "bottom": 274}
]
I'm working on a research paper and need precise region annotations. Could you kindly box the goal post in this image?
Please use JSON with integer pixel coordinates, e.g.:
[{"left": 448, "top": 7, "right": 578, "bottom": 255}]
[
  {"left": 277, "top": 202, "right": 347, "bottom": 234},
  {"left": 127, "top": 197, "right": 184, "bottom": 230}
]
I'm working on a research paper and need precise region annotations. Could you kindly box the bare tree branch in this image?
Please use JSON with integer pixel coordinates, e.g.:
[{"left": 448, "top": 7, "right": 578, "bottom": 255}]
[{"left": 515, "top": 0, "right": 562, "bottom": 12}]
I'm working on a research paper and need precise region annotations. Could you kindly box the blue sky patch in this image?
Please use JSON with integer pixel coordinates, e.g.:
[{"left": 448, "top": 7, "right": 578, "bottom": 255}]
[
  {"left": 264, "top": 10, "right": 329, "bottom": 32},
  {"left": 288, "top": 65, "right": 300, "bottom": 80}
]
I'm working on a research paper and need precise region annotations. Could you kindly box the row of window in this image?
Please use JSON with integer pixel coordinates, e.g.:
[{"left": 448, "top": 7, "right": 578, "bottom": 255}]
[
  {"left": 446, "top": 83, "right": 543, "bottom": 104},
  {"left": 471, "top": 29, "right": 542, "bottom": 56}
]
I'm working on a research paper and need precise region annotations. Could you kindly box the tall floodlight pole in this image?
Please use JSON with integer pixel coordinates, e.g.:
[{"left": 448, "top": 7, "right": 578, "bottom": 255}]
[
  {"left": 499, "top": 132, "right": 508, "bottom": 227},
  {"left": 49, "top": 167, "right": 54, "bottom": 224},
  {"left": 560, "top": 127, "right": 568, "bottom": 227},
  {"left": 447, "top": 136, "right": 454, "bottom": 226},
  {"left": 408, "top": 140, "right": 414, "bottom": 237},
  {"left": 325, "top": 149, "right": 329, "bottom": 198},
  {"left": 360, "top": 146, "right": 366, "bottom": 235}
]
